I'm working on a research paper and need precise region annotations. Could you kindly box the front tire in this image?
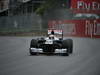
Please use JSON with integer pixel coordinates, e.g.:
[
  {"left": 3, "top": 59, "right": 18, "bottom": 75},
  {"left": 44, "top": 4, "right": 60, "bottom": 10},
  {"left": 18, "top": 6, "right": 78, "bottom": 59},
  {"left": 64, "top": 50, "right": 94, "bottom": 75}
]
[
  {"left": 66, "top": 39, "right": 73, "bottom": 54},
  {"left": 30, "top": 39, "right": 38, "bottom": 55},
  {"left": 62, "top": 39, "right": 73, "bottom": 55},
  {"left": 61, "top": 53, "right": 69, "bottom": 56},
  {"left": 30, "top": 49, "right": 37, "bottom": 55}
]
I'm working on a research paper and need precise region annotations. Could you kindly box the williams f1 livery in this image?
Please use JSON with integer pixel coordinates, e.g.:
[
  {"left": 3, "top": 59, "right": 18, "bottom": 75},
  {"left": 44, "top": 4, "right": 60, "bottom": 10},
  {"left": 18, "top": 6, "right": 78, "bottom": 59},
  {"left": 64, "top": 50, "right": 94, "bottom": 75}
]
[{"left": 29, "top": 29, "right": 73, "bottom": 56}]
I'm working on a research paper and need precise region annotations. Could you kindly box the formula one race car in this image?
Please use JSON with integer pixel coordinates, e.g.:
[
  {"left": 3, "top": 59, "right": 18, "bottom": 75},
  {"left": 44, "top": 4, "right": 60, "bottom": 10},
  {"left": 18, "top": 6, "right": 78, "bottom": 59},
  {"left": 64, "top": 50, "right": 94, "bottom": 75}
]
[{"left": 29, "top": 29, "right": 73, "bottom": 56}]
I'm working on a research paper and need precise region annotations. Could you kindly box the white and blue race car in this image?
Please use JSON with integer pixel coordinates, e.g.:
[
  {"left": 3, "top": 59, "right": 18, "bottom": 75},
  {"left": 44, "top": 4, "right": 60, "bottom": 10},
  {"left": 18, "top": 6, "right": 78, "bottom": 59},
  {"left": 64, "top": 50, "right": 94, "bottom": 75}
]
[{"left": 29, "top": 29, "right": 73, "bottom": 56}]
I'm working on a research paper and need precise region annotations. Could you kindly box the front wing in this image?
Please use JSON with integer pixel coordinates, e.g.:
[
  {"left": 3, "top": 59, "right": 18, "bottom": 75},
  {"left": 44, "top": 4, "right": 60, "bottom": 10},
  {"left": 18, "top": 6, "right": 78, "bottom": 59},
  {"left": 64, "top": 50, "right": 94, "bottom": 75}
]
[{"left": 30, "top": 48, "right": 67, "bottom": 53}]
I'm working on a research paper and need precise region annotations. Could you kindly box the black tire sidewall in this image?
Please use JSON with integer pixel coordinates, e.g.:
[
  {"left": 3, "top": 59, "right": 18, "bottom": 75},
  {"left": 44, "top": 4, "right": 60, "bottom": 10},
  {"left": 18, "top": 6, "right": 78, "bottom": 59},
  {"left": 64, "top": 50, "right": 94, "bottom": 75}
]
[
  {"left": 30, "top": 39, "right": 38, "bottom": 48},
  {"left": 30, "top": 39, "right": 38, "bottom": 55},
  {"left": 62, "top": 39, "right": 73, "bottom": 54}
]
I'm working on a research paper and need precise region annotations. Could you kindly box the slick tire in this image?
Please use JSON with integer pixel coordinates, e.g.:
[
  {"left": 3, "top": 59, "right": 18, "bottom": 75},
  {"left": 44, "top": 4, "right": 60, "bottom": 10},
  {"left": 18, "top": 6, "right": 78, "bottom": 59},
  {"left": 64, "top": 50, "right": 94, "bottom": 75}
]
[
  {"left": 30, "top": 39, "right": 38, "bottom": 55},
  {"left": 62, "top": 39, "right": 73, "bottom": 54}
]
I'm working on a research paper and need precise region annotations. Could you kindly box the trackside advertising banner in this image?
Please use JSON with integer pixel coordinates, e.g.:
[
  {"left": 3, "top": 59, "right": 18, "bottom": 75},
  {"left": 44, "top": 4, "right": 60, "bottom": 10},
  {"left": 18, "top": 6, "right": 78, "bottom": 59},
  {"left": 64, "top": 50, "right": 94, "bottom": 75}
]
[
  {"left": 71, "top": 0, "right": 100, "bottom": 14},
  {"left": 48, "top": 20, "right": 100, "bottom": 38}
]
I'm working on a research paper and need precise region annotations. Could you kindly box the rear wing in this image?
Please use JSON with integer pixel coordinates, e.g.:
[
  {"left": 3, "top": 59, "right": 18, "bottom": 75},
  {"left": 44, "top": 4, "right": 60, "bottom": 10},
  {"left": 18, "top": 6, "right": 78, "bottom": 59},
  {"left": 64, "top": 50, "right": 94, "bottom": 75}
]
[
  {"left": 48, "top": 29, "right": 63, "bottom": 35},
  {"left": 48, "top": 29, "right": 63, "bottom": 39}
]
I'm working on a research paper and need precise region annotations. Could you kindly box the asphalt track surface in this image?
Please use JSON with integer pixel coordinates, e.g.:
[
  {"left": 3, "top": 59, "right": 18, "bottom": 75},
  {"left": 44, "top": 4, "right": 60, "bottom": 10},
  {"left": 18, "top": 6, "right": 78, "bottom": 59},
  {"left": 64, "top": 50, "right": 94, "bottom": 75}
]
[{"left": 0, "top": 36, "right": 100, "bottom": 75}]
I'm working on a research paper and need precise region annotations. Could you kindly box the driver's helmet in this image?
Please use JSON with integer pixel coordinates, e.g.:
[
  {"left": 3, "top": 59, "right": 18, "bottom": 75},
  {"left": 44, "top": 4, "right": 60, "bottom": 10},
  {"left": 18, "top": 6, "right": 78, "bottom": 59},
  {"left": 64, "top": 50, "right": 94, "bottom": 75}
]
[
  {"left": 49, "top": 30, "right": 55, "bottom": 39},
  {"left": 51, "top": 30, "right": 54, "bottom": 35}
]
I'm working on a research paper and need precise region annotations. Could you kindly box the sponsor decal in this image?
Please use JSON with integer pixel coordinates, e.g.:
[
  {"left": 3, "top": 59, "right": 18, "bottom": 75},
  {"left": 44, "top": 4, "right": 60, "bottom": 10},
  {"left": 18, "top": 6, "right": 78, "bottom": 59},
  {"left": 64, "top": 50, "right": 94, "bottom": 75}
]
[
  {"left": 85, "top": 20, "right": 100, "bottom": 35},
  {"left": 77, "top": 1, "right": 100, "bottom": 10},
  {"left": 71, "top": 0, "right": 100, "bottom": 13},
  {"left": 48, "top": 21, "right": 76, "bottom": 35},
  {"left": 48, "top": 20, "right": 100, "bottom": 38}
]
